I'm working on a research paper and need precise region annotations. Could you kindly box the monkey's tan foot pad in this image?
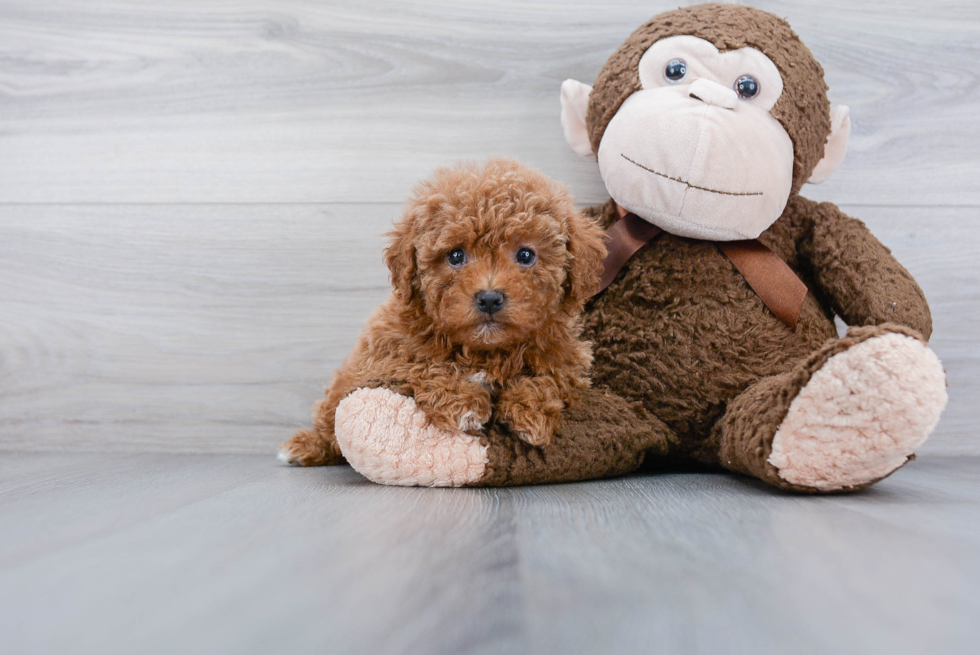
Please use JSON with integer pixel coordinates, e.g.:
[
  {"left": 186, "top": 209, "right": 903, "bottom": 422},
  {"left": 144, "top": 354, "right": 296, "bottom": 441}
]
[
  {"left": 334, "top": 387, "right": 489, "bottom": 487},
  {"left": 768, "top": 333, "right": 947, "bottom": 491}
]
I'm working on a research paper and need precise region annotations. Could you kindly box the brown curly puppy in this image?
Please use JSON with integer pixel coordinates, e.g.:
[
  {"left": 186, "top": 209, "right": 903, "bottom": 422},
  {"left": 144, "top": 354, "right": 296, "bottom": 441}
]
[{"left": 280, "top": 158, "right": 607, "bottom": 466}]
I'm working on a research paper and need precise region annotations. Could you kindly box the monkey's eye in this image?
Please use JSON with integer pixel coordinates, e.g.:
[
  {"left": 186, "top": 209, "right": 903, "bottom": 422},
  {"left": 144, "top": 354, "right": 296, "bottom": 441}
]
[
  {"left": 515, "top": 247, "right": 536, "bottom": 266},
  {"left": 664, "top": 59, "right": 687, "bottom": 83},
  {"left": 447, "top": 248, "right": 466, "bottom": 268},
  {"left": 735, "top": 75, "right": 760, "bottom": 100}
]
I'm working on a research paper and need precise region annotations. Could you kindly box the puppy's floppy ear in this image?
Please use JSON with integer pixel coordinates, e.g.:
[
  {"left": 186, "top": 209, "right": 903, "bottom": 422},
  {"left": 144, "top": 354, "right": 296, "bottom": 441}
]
[
  {"left": 562, "top": 211, "right": 607, "bottom": 314},
  {"left": 383, "top": 209, "right": 420, "bottom": 302}
]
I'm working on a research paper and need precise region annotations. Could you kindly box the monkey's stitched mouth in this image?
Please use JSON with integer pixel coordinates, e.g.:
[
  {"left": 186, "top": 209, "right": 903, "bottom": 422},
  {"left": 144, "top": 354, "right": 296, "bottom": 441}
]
[{"left": 621, "top": 154, "right": 763, "bottom": 197}]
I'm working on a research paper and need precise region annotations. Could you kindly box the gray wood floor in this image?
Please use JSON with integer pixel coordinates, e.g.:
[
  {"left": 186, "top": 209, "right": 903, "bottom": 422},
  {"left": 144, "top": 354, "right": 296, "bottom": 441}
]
[
  {"left": 1, "top": 2, "right": 979, "bottom": 653},
  {"left": 1, "top": 453, "right": 978, "bottom": 655}
]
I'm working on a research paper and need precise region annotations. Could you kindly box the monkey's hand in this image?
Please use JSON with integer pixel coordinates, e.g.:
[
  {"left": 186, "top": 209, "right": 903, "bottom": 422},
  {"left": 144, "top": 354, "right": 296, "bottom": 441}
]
[
  {"left": 497, "top": 376, "right": 565, "bottom": 447},
  {"left": 414, "top": 373, "right": 493, "bottom": 435}
]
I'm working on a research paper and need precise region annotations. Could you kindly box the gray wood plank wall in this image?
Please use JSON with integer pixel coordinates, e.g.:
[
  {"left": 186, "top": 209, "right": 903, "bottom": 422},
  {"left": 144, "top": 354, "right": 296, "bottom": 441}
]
[{"left": 1, "top": 0, "right": 978, "bottom": 454}]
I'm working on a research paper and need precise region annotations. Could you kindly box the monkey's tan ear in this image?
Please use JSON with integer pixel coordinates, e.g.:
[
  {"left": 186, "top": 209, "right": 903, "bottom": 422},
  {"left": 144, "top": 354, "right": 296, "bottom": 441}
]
[
  {"left": 560, "top": 79, "right": 594, "bottom": 156},
  {"left": 808, "top": 105, "right": 851, "bottom": 184}
]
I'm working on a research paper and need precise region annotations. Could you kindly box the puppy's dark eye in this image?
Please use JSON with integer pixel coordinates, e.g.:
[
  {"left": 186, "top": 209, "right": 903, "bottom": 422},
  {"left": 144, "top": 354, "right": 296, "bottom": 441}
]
[
  {"left": 515, "top": 247, "right": 536, "bottom": 266},
  {"left": 447, "top": 248, "right": 466, "bottom": 268},
  {"left": 735, "top": 75, "right": 760, "bottom": 100},
  {"left": 664, "top": 59, "right": 687, "bottom": 83}
]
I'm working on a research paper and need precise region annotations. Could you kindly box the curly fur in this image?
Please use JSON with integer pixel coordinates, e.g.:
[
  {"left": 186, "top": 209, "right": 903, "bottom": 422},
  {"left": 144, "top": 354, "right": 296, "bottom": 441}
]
[
  {"left": 281, "top": 158, "right": 607, "bottom": 466},
  {"left": 283, "top": 5, "right": 945, "bottom": 492}
]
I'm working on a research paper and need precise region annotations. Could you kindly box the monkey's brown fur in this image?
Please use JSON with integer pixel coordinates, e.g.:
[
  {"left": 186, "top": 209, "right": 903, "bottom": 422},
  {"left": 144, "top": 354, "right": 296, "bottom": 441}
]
[
  {"left": 467, "top": 4, "right": 934, "bottom": 490},
  {"left": 282, "top": 158, "right": 606, "bottom": 466}
]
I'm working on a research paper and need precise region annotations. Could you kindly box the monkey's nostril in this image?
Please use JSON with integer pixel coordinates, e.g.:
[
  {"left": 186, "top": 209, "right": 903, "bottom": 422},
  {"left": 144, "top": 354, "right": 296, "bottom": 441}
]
[
  {"left": 475, "top": 290, "right": 506, "bottom": 316},
  {"left": 687, "top": 78, "right": 738, "bottom": 110}
]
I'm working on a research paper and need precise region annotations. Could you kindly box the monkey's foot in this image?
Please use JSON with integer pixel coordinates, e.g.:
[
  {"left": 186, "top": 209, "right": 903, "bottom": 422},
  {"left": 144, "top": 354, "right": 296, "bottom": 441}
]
[
  {"left": 334, "top": 387, "right": 488, "bottom": 487},
  {"left": 768, "top": 331, "right": 947, "bottom": 491}
]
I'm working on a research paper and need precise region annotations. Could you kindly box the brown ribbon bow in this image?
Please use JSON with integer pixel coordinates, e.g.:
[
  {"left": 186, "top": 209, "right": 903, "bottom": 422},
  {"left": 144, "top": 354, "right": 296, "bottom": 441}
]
[{"left": 596, "top": 206, "right": 808, "bottom": 329}]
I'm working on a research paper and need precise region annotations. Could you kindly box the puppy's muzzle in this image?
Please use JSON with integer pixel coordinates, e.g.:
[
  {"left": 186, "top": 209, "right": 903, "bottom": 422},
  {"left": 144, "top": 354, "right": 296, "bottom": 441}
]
[{"left": 475, "top": 289, "right": 505, "bottom": 316}]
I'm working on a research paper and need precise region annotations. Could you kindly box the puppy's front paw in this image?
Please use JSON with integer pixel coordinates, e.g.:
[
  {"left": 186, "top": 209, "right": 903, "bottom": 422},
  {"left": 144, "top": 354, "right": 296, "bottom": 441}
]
[
  {"left": 416, "top": 374, "right": 493, "bottom": 435},
  {"left": 455, "top": 395, "right": 493, "bottom": 434},
  {"left": 498, "top": 377, "right": 564, "bottom": 448},
  {"left": 458, "top": 411, "right": 487, "bottom": 433},
  {"left": 504, "top": 412, "right": 557, "bottom": 447},
  {"left": 425, "top": 396, "right": 492, "bottom": 435},
  {"left": 499, "top": 400, "right": 559, "bottom": 447}
]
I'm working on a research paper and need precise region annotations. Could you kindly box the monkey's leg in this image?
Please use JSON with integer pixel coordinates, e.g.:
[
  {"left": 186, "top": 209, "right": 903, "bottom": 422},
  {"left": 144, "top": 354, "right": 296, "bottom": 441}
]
[
  {"left": 712, "top": 324, "right": 947, "bottom": 493},
  {"left": 476, "top": 386, "right": 675, "bottom": 486},
  {"left": 333, "top": 386, "right": 674, "bottom": 487}
]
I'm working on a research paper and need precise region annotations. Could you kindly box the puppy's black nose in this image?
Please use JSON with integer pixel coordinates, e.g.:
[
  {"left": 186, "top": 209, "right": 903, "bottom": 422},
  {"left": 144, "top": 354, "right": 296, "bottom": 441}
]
[{"left": 475, "top": 290, "right": 505, "bottom": 316}]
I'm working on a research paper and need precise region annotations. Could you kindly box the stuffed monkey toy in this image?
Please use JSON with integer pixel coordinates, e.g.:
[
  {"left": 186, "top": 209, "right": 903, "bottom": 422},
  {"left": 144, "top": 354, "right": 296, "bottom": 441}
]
[{"left": 293, "top": 3, "right": 947, "bottom": 492}]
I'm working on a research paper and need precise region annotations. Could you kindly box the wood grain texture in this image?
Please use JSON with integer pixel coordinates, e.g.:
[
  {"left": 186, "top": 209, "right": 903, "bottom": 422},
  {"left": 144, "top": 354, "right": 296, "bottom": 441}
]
[
  {"left": 0, "top": 0, "right": 977, "bottom": 205},
  {"left": 0, "top": 203, "right": 976, "bottom": 454},
  {"left": 0, "top": 0, "right": 977, "bottom": 455},
  {"left": 0, "top": 203, "right": 395, "bottom": 453},
  {"left": 0, "top": 453, "right": 977, "bottom": 654}
]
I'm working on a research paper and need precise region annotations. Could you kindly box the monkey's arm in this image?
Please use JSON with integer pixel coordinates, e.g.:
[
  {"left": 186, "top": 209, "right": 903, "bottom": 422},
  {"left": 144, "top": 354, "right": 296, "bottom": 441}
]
[{"left": 797, "top": 198, "right": 932, "bottom": 339}]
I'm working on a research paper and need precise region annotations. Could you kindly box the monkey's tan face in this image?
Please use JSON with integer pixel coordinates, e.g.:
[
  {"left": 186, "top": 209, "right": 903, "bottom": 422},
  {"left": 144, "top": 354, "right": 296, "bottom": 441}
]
[
  {"left": 562, "top": 33, "right": 849, "bottom": 241},
  {"left": 413, "top": 210, "right": 570, "bottom": 350},
  {"left": 598, "top": 36, "right": 794, "bottom": 240}
]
